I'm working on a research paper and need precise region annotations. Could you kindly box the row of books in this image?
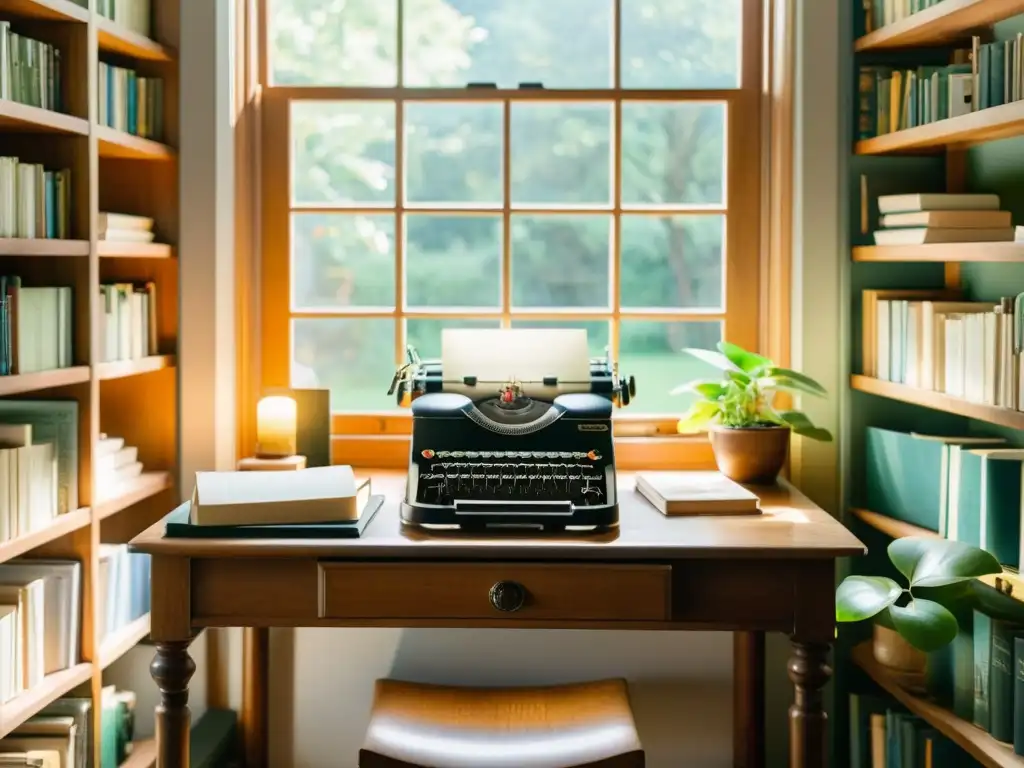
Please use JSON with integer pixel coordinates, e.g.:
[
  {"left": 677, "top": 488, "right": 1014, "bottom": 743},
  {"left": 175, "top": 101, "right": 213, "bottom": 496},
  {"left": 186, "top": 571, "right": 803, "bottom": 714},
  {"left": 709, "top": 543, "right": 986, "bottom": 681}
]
[
  {"left": 856, "top": 58, "right": 972, "bottom": 140},
  {"left": 860, "top": 0, "right": 943, "bottom": 35},
  {"left": 0, "top": 422, "right": 58, "bottom": 545},
  {"left": 98, "top": 62, "right": 163, "bottom": 141},
  {"left": 862, "top": 287, "right": 1024, "bottom": 409},
  {"left": 0, "top": 157, "right": 73, "bottom": 239},
  {"left": 99, "top": 282, "right": 158, "bottom": 363},
  {"left": 0, "top": 688, "right": 138, "bottom": 768},
  {"left": 97, "top": 543, "right": 150, "bottom": 644},
  {"left": 0, "top": 279, "right": 74, "bottom": 376},
  {"left": 871, "top": 193, "right": 1015, "bottom": 247},
  {"left": 974, "top": 34, "right": 1024, "bottom": 112},
  {"left": 0, "top": 559, "right": 82, "bottom": 704},
  {"left": 0, "top": 23, "right": 62, "bottom": 113},
  {"left": 97, "top": 0, "right": 151, "bottom": 39},
  {"left": 849, "top": 694, "right": 964, "bottom": 767}
]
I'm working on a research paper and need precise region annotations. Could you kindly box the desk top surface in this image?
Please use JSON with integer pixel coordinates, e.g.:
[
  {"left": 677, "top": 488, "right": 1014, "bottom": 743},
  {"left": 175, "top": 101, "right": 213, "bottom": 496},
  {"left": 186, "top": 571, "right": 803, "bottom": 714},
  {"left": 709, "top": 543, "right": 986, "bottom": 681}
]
[{"left": 131, "top": 472, "right": 865, "bottom": 560}]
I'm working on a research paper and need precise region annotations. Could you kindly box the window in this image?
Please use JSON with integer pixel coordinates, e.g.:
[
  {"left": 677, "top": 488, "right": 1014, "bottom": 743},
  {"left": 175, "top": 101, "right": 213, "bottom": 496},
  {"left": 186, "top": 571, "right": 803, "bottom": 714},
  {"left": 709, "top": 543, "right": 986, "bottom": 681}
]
[{"left": 259, "top": 0, "right": 764, "bottom": 464}]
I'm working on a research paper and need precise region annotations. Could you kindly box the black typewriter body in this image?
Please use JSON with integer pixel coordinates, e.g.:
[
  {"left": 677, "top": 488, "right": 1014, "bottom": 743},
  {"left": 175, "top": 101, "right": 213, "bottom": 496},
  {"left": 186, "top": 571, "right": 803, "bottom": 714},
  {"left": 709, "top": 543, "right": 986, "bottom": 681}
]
[{"left": 389, "top": 339, "right": 636, "bottom": 531}]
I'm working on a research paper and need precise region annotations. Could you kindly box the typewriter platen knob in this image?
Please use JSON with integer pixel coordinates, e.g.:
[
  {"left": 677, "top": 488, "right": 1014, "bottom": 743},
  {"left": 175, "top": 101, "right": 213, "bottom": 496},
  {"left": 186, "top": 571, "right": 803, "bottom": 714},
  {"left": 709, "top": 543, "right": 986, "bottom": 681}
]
[{"left": 488, "top": 580, "right": 527, "bottom": 613}]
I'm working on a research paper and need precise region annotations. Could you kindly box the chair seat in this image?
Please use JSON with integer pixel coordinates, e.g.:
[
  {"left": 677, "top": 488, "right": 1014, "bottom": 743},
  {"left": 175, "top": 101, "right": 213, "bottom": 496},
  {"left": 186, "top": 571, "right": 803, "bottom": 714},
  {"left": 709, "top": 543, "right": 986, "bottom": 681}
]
[{"left": 359, "top": 678, "right": 645, "bottom": 768}]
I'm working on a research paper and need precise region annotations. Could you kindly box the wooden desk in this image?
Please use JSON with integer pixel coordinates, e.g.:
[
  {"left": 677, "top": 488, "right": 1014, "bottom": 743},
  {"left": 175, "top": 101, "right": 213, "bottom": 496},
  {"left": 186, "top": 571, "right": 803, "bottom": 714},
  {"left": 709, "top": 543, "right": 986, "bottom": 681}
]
[{"left": 130, "top": 474, "right": 864, "bottom": 768}]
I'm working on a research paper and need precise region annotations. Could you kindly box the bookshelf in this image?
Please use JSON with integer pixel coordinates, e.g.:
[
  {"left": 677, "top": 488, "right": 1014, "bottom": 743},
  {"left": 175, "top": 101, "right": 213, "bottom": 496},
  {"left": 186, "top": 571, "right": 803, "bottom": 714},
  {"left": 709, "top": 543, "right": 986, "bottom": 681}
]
[
  {"left": 850, "top": 375, "right": 1024, "bottom": 429},
  {"left": 0, "top": 0, "right": 180, "bottom": 762},
  {"left": 855, "top": 0, "right": 1024, "bottom": 51},
  {"left": 853, "top": 242, "right": 1024, "bottom": 262}
]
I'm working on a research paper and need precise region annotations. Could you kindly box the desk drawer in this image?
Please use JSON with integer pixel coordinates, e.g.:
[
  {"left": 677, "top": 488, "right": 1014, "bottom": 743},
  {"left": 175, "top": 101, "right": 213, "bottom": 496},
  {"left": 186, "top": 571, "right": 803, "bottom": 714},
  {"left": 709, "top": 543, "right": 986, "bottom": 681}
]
[{"left": 318, "top": 562, "right": 671, "bottom": 622}]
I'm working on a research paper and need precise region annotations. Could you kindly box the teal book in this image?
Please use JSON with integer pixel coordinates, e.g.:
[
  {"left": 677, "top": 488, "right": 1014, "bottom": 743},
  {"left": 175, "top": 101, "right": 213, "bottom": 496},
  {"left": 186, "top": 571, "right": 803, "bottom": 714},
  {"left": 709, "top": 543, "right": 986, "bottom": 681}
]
[
  {"left": 976, "top": 610, "right": 993, "bottom": 731},
  {"left": 927, "top": 617, "right": 973, "bottom": 721},
  {"left": 849, "top": 693, "right": 888, "bottom": 768},
  {"left": 1014, "top": 637, "right": 1024, "bottom": 755},
  {"left": 953, "top": 449, "right": 1024, "bottom": 567},
  {"left": 991, "top": 620, "right": 1023, "bottom": 743}
]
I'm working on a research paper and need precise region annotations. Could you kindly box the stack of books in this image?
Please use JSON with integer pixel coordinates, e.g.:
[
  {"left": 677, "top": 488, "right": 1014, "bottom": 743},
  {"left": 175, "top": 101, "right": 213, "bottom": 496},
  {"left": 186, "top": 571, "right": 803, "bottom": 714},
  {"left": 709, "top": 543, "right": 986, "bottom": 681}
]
[
  {"left": 97, "top": 61, "right": 163, "bottom": 140},
  {"left": 872, "top": 193, "right": 1014, "bottom": 246},
  {"left": 98, "top": 212, "right": 155, "bottom": 243},
  {"left": 0, "top": 158, "right": 73, "bottom": 239},
  {"left": 98, "top": 281, "right": 157, "bottom": 362},
  {"left": 94, "top": 433, "right": 144, "bottom": 503},
  {"left": 0, "top": 276, "right": 74, "bottom": 376},
  {"left": 0, "top": 559, "right": 83, "bottom": 703},
  {"left": 0, "top": 23, "right": 63, "bottom": 112},
  {"left": 1, "top": 697, "right": 91, "bottom": 767}
]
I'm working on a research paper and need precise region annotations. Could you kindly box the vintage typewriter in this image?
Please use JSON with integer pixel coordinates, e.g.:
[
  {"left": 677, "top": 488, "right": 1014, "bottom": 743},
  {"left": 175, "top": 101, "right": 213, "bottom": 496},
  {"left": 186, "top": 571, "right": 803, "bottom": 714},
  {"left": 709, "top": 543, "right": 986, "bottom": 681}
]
[{"left": 388, "top": 329, "right": 636, "bottom": 531}]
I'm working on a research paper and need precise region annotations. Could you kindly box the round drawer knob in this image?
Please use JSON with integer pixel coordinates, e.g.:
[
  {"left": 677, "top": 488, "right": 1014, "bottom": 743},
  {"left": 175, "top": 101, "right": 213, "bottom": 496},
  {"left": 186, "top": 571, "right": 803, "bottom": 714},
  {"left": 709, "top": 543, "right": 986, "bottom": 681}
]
[{"left": 488, "top": 580, "right": 526, "bottom": 613}]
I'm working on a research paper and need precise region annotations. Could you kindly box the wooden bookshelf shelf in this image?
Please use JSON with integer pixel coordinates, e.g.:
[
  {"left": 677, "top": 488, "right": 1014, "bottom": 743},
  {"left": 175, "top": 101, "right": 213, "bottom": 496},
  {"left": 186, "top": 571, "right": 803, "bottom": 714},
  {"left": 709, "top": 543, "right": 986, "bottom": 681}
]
[
  {"left": 0, "top": 99, "right": 89, "bottom": 135},
  {"left": 0, "top": 663, "right": 93, "bottom": 739},
  {"left": 95, "top": 125, "right": 175, "bottom": 161},
  {"left": 96, "top": 17, "right": 175, "bottom": 62},
  {"left": 97, "top": 241, "right": 174, "bottom": 259},
  {"left": 852, "top": 642, "right": 1024, "bottom": 767},
  {"left": 99, "top": 612, "right": 151, "bottom": 669},
  {"left": 0, "top": 0, "right": 88, "bottom": 23},
  {"left": 851, "top": 375, "right": 1024, "bottom": 429},
  {"left": 96, "top": 355, "right": 176, "bottom": 381},
  {"left": 855, "top": 101, "right": 1024, "bottom": 155},
  {"left": 0, "top": 366, "right": 90, "bottom": 395},
  {"left": 853, "top": 242, "right": 1024, "bottom": 262},
  {"left": 122, "top": 739, "right": 156, "bottom": 768},
  {"left": 95, "top": 471, "right": 173, "bottom": 520},
  {"left": 0, "top": 238, "right": 90, "bottom": 257},
  {"left": 855, "top": 0, "right": 1024, "bottom": 51},
  {"left": 0, "top": 507, "right": 91, "bottom": 565}
]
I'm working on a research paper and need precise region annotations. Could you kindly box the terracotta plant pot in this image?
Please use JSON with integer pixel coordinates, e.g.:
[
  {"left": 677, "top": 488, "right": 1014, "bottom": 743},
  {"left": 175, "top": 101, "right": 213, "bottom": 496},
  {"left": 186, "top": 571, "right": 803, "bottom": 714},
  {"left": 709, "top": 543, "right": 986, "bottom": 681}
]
[
  {"left": 872, "top": 624, "right": 928, "bottom": 692},
  {"left": 708, "top": 424, "right": 790, "bottom": 484}
]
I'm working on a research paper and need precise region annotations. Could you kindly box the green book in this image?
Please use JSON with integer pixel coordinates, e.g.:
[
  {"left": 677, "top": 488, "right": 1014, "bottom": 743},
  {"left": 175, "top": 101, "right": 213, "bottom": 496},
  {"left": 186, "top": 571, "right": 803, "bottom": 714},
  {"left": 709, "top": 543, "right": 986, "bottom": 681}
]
[
  {"left": 955, "top": 449, "right": 1024, "bottom": 567},
  {"left": 991, "top": 620, "right": 1023, "bottom": 743},
  {"left": 849, "top": 693, "right": 888, "bottom": 768},
  {"left": 1014, "top": 637, "right": 1024, "bottom": 755},
  {"left": 976, "top": 611, "right": 993, "bottom": 731}
]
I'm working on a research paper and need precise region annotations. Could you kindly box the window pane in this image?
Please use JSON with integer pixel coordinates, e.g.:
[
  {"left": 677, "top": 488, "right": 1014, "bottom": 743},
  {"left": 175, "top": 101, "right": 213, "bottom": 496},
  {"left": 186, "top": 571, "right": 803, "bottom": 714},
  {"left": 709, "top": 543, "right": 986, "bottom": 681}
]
[
  {"left": 404, "top": 0, "right": 613, "bottom": 88},
  {"left": 511, "top": 215, "right": 611, "bottom": 309},
  {"left": 270, "top": 0, "right": 397, "bottom": 86},
  {"left": 291, "top": 214, "right": 395, "bottom": 310},
  {"left": 292, "top": 319, "right": 396, "bottom": 411},
  {"left": 405, "top": 103, "right": 503, "bottom": 206},
  {"left": 511, "top": 104, "right": 612, "bottom": 206},
  {"left": 510, "top": 319, "right": 610, "bottom": 357},
  {"left": 621, "top": 102, "right": 725, "bottom": 206},
  {"left": 621, "top": 0, "right": 741, "bottom": 89},
  {"left": 406, "top": 318, "right": 501, "bottom": 359},
  {"left": 620, "top": 215, "right": 724, "bottom": 310},
  {"left": 620, "top": 320, "right": 722, "bottom": 413},
  {"left": 291, "top": 102, "right": 396, "bottom": 206},
  {"left": 405, "top": 215, "right": 502, "bottom": 309}
]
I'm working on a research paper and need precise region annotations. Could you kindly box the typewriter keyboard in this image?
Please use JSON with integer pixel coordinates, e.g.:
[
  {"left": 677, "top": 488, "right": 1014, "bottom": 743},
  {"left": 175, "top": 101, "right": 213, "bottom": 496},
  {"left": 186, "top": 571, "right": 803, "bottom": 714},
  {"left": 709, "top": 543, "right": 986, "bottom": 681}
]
[{"left": 415, "top": 458, "right": 608, "bottom": 505}]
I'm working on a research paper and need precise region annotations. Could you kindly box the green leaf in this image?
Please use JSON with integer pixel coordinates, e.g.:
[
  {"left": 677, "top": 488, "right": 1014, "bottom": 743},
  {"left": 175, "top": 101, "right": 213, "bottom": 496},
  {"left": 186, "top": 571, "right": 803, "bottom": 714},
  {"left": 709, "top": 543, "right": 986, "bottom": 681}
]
[
  {"left": 836, "top": 575, "right": 902, "bottom": 622},
  {"left": 778, "top": 410, "right": 833, "bottom": 442},
  {"left": 726, "top": 370, "right": 751, "bottom": 386},
  {"left": 887, "top": 599, "right": 959, "bottom": 652},
  {"left": 717, "top": 341, "right": 772, "bottom": 374},
  {"left": 761, "top": 367, "right": 828, "bottom": 397},
  {"left": 669, "top": 380, "right": 727, "bottom": 399},
  {"left": 676, "top": 400, "right": 720, "bottom": 433},
  {"left": 680, "top": 347, "right": 738, "bottom": 372},
  {"left": 888, "top": 537, "right": 1002, "bottom": 588}
]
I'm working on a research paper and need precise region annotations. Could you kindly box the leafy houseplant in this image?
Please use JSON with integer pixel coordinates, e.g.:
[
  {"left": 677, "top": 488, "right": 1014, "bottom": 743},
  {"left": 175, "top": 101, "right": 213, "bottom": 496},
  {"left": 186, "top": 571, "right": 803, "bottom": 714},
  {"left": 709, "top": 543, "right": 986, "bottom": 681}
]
[
  {"left": 672, "top": 341, "right": 833, "bottom": 483},
  {"left": 836, "top": 536, "right": 1001, "bottom": 668}
]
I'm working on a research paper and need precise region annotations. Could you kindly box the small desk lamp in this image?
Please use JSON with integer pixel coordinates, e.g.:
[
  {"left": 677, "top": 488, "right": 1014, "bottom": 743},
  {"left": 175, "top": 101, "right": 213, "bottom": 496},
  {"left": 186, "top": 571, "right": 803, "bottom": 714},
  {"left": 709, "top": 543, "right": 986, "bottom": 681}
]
[{"left": 239, "top": 395, "right": 306, "bottom": 471}]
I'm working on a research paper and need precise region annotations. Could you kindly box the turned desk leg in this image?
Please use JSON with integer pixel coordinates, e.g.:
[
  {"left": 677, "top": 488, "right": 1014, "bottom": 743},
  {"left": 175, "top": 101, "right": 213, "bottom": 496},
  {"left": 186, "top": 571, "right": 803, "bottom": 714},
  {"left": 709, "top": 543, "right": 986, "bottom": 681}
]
[
  {"left": 787, "top": 641, "right": 831, "bottom": 768},
  {"left": 151, "top": 641, "right": 196, "bottom": 768}
]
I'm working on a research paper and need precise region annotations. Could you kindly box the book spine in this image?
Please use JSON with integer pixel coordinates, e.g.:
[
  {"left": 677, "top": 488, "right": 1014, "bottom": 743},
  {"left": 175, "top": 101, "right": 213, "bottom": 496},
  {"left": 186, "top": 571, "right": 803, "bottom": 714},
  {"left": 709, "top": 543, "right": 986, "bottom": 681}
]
[
  {"left": 1014, "top": 636, "right": 1024, "bottom": 754},
  {"left": 992, "top": 620, "right": 1017, "bottom": 742},
  {"left": 976, "top": 611, "right": 993, "bottom": 731}
]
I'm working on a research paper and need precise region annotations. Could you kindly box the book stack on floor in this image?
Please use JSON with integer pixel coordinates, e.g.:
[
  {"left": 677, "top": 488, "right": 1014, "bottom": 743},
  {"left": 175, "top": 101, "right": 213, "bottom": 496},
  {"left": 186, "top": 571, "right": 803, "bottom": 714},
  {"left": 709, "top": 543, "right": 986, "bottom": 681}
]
[
  {"left": 0, "top": 559, "right": 82, "bottom": 704},
  {"left": 98, "top": 212, "right": 155, "bottom": 244},
  {"left": 849, "top": 693, "right": 966, "bottom": 766},
  {"left": 94, "top": 433, "right": 144, "bottom": 503},
  {"left": 861, "top": 285, "right": 1024, "bottom": 408},
  {"left": 0, "top": 400, "right": 77, "bottom": 542},
  {"left": 872, "top": 194, "right": 1014, "bottom": 247},
  {"left": 0, "top": 277, "right": 74, "bottom": 376},
  {"left": 97, "top": 543, "right": 149, "bottom": 644},
  {"left": 99, "top": 282, "right": 157, "bottom": 363},
  {"left": 0, "top": 24, "right": 63, "bottom": 112},
  {"left": 0, "top": 159, "right": 72, "bottom": 239},
  {"left": 97, "top": 62, "right": 163, "bottom": 141}
]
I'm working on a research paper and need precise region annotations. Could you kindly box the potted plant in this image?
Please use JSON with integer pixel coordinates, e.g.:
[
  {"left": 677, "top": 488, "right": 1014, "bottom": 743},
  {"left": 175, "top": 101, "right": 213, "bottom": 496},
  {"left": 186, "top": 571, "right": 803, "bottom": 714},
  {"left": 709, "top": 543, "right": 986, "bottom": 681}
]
[
  {"left": 672, "top": 341, "right": 832, "bottom": 483},
  {"left": 836, "top": 536, "right": 1001, "bottom": 676}
]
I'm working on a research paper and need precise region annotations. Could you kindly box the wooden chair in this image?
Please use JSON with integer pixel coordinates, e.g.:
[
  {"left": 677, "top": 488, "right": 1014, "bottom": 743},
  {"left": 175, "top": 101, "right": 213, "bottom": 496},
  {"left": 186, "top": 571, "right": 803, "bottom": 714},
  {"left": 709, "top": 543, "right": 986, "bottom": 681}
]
[{"left": 359, "top": 678, "right": 646, "bottom": 768}]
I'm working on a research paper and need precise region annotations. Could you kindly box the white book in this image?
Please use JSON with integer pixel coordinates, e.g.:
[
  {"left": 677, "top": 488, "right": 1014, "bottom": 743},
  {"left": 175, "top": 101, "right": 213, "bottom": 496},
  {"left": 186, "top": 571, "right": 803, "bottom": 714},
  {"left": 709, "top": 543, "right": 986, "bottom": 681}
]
[
  {"left": 877, "top": 193, "right": 1000, "bottom": 214},
  {"left": 873, "top": 227, "right": 1014, "bottom": 245}
]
